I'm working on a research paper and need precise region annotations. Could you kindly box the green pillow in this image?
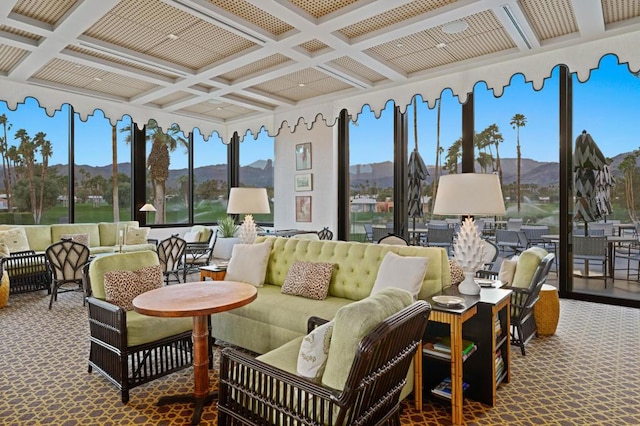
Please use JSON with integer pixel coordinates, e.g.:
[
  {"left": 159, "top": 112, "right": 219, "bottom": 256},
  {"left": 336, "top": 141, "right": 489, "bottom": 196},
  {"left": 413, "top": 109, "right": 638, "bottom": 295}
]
[
  {"left": 321, "top": 287, "right": 413, "bottom": 390},
  {"left": 512, "top": 247, "right": 547, "bottom": 288}
]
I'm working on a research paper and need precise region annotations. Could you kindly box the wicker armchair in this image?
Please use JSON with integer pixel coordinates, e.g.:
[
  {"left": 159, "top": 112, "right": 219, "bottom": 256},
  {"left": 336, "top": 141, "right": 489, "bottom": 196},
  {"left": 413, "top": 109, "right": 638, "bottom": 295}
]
[
  {"left": 157, "top": 235, "right": 187, "bottom": 284},
  {"left": 218, "top": 300, "right": 431, "bottom": 426},
  {"left": 45, "top": 240, "right": 90, "bottom": 309},
  {"left": 0, "top": 250, "right": 51, "bottom": 294},
  {"left": 84, "top": 251, "right": 210, "bottom": 403}
]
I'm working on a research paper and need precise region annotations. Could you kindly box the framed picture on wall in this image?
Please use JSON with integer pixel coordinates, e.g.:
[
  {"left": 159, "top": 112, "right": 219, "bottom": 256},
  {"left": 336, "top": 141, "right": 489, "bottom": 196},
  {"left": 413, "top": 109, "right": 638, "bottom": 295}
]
[
  {"left": 295, "top": 142, "right": 312, "bottom": 170},
  {"left": 294, "top": 173, "right": 313, "bottom": 191},
  {"left": 295, "top": 196, "right": 312, "bottom": 222}
]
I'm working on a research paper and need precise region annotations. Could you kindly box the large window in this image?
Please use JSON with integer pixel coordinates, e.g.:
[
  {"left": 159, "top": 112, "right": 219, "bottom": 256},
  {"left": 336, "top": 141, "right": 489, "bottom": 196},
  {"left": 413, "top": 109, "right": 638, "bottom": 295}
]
[
  {"left": 74, "top": 111, "right": 132, "bottom": 223},
  {"left": 193, "top": 129, "right": 227, "bottom": 223},
  {"left": 239, "top": 128, "right": 274, "bottom": 223}
]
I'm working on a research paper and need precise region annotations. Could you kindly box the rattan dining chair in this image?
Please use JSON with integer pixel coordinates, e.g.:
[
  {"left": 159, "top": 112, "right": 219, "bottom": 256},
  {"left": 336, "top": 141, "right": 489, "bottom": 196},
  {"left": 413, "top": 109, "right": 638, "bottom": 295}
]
[
  {"left": 157, "top": 235, "right": 187, "bottom": 284},
  {"left": 45, "top": 239, "right": 90, "bottom": 309}
]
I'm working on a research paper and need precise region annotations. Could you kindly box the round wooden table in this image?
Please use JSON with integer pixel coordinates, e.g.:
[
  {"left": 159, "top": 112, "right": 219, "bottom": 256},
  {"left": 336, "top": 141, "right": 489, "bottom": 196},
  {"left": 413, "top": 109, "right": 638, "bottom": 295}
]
[{"left": 133, "top": 281, "right": 257, "bottom": 425}]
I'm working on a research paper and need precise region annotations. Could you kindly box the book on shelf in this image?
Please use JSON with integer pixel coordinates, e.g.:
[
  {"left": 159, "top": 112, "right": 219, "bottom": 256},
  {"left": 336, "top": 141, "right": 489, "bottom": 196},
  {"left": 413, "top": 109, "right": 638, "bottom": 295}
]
[
  {"left": 431, "top": 377, "right": 470, "bottom": 399},
  {"left": 423, "top": 344, "right": 477, "bottom": 361},
  {"left": 494, "top": 317, "right": 502, "bottom": 336},
  {"left": 432, "top": 336, "right": 475, "bottom": 355}
]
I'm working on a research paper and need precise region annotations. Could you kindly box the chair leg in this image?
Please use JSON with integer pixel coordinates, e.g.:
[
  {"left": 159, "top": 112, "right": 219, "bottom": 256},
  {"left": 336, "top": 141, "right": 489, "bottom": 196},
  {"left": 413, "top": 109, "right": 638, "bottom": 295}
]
[{"left": 48, "top": 283, "right": 57, "bottom": 310}]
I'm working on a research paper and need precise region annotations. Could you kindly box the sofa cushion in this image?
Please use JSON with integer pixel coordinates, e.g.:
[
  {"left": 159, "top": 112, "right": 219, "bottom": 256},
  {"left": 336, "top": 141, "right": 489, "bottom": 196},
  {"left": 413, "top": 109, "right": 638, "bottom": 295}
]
[
  {"left": 0, "top": 228, "right": 30, "bottom": 253},
  {"left": 512, "top": 247, "right": 547, "bottom": 288},
  {"left": 296, "top": 321, "right": 333, "bottom": 379},
  {"left": 88, "top": 250, "right": 159, "bottom": 300},
  {"left": 371, "top": 251, "right": 428, "bottom": 298},
  {"left": 21, "top": 225, "right": 53, "bottom": 252},
  {"left": 183, "top": 231, "right": 201, "bottom": 243},
  {"left": 51, "top": 224, "right": 101, "bottom": 248},
  {"left": 191, "top": 225, "right": 213, "bottom": 243},
  {"left": 98, "top": 221, "right": 139, "bottom": 246},
  {"left": 125, "top": 227, "right": 150, "bottom": 245},
  {"left": 281, "top": 261, "right": 334, "bottom": 300},
  {"left": 103, "top": 264, "right": 163, "bottom": 311},
  {"left": 120, "top": 243, "right": 157, "bottom": 253},
  {"left": 225, "top": 240, "right": 273, "bottom": 287},
  {"left": 125, "top": 310, "right": 192, "bottom": 347},
  {"left": 321, "top": 287, "right": 414, "bottom": 390},
  {"left": 60, "top": 233, "right": 90, "bottom": 247},
  {"left": 0, "top": 243, "right": 9, "bottom": 258},
  {"left": 498, "top": 258, "right": 518, "bottom": 286}
]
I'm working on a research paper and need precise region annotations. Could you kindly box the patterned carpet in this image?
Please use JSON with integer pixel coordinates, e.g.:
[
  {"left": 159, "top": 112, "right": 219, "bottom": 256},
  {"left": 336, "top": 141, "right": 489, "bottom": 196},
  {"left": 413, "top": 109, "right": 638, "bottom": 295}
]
[{"left": 1, "top": 288, "right": 639, "bottom": 425}]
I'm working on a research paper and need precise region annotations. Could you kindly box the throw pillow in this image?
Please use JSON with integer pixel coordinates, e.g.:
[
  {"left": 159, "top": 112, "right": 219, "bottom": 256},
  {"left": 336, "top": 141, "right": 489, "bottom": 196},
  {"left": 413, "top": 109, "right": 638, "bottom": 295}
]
[
  {"left": 183, "top": 231, "right": 201, "bottom": 243},
  {"left": 322, "top": 287, "right": 413, "bottom": 391},
  {"left": 512, "top": 247, "right": 547, "bottom": 288},
  {"left": 498, "top": 259, "right": 518, "bottom": 286},
  {"left": 0, "top": 227, "right": 30, "bottom": 253},
  {"left": 125, "top": 227, "right": 150, "bottom": 245},
  {"left": 449, "top": 259, "right": 465, "bottom": 285},
  {"left": 103, "top": 264, "right": 163, "bottom": 311},
  {"left": 225, "top": 240, "right": 273, "bottom": 287},
  {"left": 281, "top": 261, "right": 334, "bottom": 300},
  {"left": 297, "top": 321, "right": 334, "bottom": 379},
  {"left": 0, "top": 243, "right": 10, "bottom": 258},
  {"left": 60, "top": 233, "right": 90, "bottom": 247},
  {"left": 370, "top": 251, "right": 428, "bottom": 298}
]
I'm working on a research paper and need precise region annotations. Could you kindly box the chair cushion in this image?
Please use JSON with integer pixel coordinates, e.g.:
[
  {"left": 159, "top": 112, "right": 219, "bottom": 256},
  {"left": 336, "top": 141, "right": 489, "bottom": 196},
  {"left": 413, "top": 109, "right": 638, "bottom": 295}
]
[
  {"left": 183, "top": 231, "right": 201, "bottom": 243},
  {"left": 281, "top": 261, "right": 334, "bottom": 300},
  {"left": 321, "top": 287, "right": 414, "bottom": 391},
  {"left": 125, "top": 227, "right": 150, "bottom": 245},
  {"left": 88, "top": 250, "right": 159, "bottom": 300},
  {"left": 0, "top": 228, "right": 30, "bottom": 253},
  {"left": 371, "top": 251, "right": 428, "bottom": 298},
  {"left": 125, "top": 310, "right": 192, "bottom": 347},
  {"left": 498, "top": 258, "right": 518, "bottom": 286},
  {"left": 296, "top": 321, "right": 333, "bottom": 379},
  {"left": 0, "top": 243, "right": 10, "bottom": 258},
  {"left": 103, "top": 264, "right": 163, "bottom": 311},
  {"left": 512, "top": 247, "right": 547, "bottom": 288},
  {"left": 191, "top": 225, "right": 212, "bottom": 243},
  {"left": 60, "top": 233, "right": 90, "bottom": 247},
  {"left": 225, "top": 240, "right": 273, "bottom": 287}
]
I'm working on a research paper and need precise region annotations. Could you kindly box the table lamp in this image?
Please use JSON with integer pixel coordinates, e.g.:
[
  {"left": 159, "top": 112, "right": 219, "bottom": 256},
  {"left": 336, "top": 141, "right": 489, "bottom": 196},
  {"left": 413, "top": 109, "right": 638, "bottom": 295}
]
[
  {"left": 227, "top": 188, "right": 271, "bottom": 244},
  {"left": 433, "top": 173, "right": 506, "bottom": 295},
  {"left": 139, "top": 203, "right": 156, "bottom": 224}
]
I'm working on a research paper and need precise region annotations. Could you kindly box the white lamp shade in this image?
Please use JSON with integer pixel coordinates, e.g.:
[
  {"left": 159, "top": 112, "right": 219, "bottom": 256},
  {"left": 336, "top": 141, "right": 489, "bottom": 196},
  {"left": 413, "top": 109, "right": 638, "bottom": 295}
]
[
  {"left": 227, "top": 188, "right": 271, "bottom": 214},
  {"left": 139, "top": 203, "right": 156, "bottom": 212},
  {"left": 433, "top": 173, "right": 506, "bottom": 216}
]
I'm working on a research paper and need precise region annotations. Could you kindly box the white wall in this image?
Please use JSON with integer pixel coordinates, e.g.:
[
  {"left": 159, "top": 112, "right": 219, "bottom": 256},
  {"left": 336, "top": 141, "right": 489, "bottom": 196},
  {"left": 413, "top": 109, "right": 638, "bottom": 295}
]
[{"left": 274, "top": 122, "right": 337, "bottom": 234}]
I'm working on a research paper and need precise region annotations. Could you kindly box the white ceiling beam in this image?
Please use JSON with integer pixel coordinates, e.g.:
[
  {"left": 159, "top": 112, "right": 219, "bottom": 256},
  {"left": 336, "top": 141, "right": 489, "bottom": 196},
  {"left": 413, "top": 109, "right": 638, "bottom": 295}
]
[{"left": 572, "top": 0, "right": 605, "bottom": 37}]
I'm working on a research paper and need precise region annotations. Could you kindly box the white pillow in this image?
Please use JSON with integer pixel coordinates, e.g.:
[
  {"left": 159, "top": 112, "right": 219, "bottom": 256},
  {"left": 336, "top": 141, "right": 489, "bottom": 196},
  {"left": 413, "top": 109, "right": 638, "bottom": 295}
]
[
  {"left": 124, "top": 227, "right": 150, "bottom": 245},
  {"left": 498, "top": 258, "right": 518, "bottom": 286},
  {"left": 225, "top": 240, "right": 273, "bottom": 287},
  {"left": 183, "top": 231, "right": 201, "bottom": 243},
  {"left": 371, "top": 251, "right": 428, "bottom": 298},
  {"left": 297, "top": 321, "right": 333, "bottom": 379},
  {"left": 0, "top": 227, "right": 29, "bottom": 253}
]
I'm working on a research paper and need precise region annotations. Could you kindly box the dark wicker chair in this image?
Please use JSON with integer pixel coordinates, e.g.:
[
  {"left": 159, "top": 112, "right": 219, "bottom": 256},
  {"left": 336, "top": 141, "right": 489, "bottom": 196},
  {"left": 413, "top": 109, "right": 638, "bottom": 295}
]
[
  {"left": 377, "top": 233, "right": 409, "bottom": 245},
  {"left": 218, "top": 301, "right": 431, "bottom": 426},
  {"left": 318, "top": 226, "right": 334, "bottom": 240},
  {"left": 157, "top": 235, "right": 187, "bottom": 284},
  {"left": 0, "top": 250, "right": 51, "bottom": 294},
  {"left": 83, "top": 251, "right": 211, "bottom": 403},
  {"left": 45, "top": 240, "right": 90, "bottom": 309},
  {"left": 182, "top": 229, "right": 217, "bottom": 281}
]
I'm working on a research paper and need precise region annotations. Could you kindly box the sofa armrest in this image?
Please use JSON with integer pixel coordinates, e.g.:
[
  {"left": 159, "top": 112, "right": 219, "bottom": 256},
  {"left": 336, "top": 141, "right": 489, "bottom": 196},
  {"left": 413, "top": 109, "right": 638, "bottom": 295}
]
[{"left": 307, "top": 316, "right": 330, "bottom": 333}]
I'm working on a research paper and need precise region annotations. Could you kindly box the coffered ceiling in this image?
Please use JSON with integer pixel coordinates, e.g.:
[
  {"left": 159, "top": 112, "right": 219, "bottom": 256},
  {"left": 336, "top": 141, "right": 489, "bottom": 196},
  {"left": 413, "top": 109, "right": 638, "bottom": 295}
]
[{"left": 0, "top": 0, "right": 639, "bottom": 138}]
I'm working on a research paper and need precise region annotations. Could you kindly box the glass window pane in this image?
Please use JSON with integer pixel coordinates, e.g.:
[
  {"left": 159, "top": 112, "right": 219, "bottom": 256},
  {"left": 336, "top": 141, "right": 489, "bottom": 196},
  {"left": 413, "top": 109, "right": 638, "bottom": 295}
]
[
  {"left": 193, "top": 129, "right": 227, "bottom": 223},
  {"left": 239, "top": 128, "right": 274, "bottom": 224}
]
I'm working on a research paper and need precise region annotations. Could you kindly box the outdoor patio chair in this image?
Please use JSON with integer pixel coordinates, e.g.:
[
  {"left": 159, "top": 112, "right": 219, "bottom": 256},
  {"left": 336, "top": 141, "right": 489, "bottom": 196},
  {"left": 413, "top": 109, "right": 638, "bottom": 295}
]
[
  {"left": 425, "top": 226, "right": 455, "bottom": 256},
  {"left": 363, "top": 223, "right": 374, "bottom": 242},
  {"left": 495, "top": 229, "right": 527, "bottom": 255},
  {"left": 506, "top": 218, "right": 523, "bottom": 231},
  {"left": 573, "top": 235, "right": 608, "bottom": 287},
  {"left": 614, "top": 237, "right": 640, "bottom": 281},
  {"left": 218, "top": 296, "right": 431, "bottom": 426},
  {"left": 45, "top": 239, "right": 90, "bottom": 309},
  {"left": 156, "top": 235, "right": 187, "bottom": 284}
]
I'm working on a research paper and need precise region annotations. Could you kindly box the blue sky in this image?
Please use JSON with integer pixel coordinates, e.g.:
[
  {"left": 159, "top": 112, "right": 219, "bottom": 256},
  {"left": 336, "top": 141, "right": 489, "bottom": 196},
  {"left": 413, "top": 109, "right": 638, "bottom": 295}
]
[{"left": 1, "top": 54, "right": 638, "bottom": 169}]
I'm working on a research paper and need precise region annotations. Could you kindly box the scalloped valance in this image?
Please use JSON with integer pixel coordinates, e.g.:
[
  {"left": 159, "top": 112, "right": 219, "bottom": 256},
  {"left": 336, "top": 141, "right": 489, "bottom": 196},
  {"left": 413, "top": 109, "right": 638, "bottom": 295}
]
[{"left": 1, "top": 31, "right": 638, "bottom": 143}]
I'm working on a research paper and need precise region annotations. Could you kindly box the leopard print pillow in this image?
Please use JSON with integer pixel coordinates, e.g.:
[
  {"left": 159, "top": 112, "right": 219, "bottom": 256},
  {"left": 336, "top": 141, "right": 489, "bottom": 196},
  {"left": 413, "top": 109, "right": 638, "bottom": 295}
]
[
  {"left": 103, "top": 264, "right": 163, "bottom": 311},
  {"left": 449, "top": 259, "right": 466, "bottom": 285},
  {"left": 281, "top": 261, "right": 334, "bottom": 300}
]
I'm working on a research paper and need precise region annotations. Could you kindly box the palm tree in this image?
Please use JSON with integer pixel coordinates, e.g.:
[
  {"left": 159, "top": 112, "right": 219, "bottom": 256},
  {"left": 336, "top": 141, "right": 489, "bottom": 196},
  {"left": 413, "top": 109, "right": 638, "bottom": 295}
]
[
  {"left": 0, "top": 114, "right": 12, "bottom": 210},
  {"left": 444, "top": 137, "right": 462, "bottom": 174},
  {"left": 431, "top": 99, "right": 442, "bottom": 217},
  {"left": 510, "top": 113, "right": 527, "bottom": 213},
  {"left": 619, "top": 149, "right": 640, "bottom": 222},
  {"left": 38, "top": 138, "right": 52, "bottom": 224},
  {"left": 485, "top": 124, "right": 504, "bottom": 182},
  {"left": 111, "top": 124, "right": 119, "bottom": 222}
]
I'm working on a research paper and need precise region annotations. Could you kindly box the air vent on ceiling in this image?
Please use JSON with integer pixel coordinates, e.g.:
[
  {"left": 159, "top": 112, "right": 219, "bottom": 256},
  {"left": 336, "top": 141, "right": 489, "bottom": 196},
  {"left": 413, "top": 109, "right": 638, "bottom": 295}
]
[{"left": 501, "top": 4, "right": 532, "bottom": 50}]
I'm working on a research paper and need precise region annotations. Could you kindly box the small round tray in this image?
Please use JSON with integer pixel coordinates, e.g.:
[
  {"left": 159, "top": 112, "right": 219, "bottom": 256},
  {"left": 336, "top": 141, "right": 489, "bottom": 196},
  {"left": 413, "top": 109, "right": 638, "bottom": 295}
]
[{"left": 432, "top": 295, "right": 465, "bottom": 308}]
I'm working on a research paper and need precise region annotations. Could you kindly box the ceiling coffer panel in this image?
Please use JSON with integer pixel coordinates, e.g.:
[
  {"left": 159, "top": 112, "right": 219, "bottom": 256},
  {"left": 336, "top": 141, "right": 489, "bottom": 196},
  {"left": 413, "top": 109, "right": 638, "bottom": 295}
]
[
  {"left": 218, "top": 54, "right": 291, "bottom": 82},
  {"left": 180, "top": 100, "right": 249, "bottom": 120},
  {"left": 520, "top": 0, "right": 577, "bottom": 41},
  {"left": 0, "top": 44, "right": 29, "bottom": 73},
  {"left": 207, "top": 0, "right": 293, "bottom": 36},
  {"left": 251, "top": 68, "right": 352, "bottom": 102},
  {"left": 330, "top": 57, "right": 387, "bottom": 83},
  {"left": 298, "top": 39, "right": 329, "bottom": 53},
  {"left": 0, "top": 25, "right": 41, "bottom": 41},
  {"left": 84, "top": 0, "right": 255, "bottom": 70},
  {"left": 602, "top": 0, "right": 640, "bottom": 24},
  {"left": 289, "top": 0, "right": 359, "bottom": 19},
  {"left": 338, "top": 0, "right": 456, "bottom": 39},
  {"left": 12, "top": 0, "right": 77, "bottom": 25},
  {"left": 33, "top": 58, "right": 157, "bottom": 97},
  {"left": 152, "top": 91, "right": 194, "bottom": 107}
]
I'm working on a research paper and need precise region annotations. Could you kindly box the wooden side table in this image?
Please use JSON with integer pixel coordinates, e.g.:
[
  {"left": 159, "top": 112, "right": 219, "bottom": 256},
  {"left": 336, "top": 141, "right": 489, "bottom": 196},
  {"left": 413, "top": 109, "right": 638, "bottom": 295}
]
[{"left": 200, "top": 265, "right": 226, "bottom": 281}]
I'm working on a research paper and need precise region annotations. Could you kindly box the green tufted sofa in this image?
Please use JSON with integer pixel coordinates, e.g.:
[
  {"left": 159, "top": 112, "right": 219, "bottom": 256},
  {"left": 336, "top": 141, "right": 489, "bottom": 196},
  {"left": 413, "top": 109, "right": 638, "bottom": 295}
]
[{"left": 211, "top": 236, "right": 451, "bottom": 355}]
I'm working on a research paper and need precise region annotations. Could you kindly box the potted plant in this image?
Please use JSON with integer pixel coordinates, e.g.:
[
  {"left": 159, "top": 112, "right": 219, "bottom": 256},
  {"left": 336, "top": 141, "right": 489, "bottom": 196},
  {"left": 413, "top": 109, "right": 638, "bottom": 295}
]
[{"left": 214, "top": 216, "right": 240, "bottom": 260}]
